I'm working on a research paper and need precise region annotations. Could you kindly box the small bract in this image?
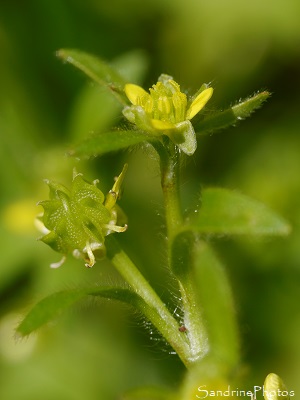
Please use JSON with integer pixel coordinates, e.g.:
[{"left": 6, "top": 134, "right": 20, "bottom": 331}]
[
  {"left": 123, "top": 74, "right": 213, "bottom": 155},
  {"left": 263, "top": 373, "right": 290, "bottom": 400},
  {"left": 37, "top": 165, "right": 128, "bottom": 268}
]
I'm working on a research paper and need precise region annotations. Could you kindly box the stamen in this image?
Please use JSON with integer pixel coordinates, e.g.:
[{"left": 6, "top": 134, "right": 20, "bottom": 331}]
[
  {"left": 158, "top": 96, "right": 171, "bottom": 116},
  {"left": 85, "top": 241, "right": 95, "bottom": 268},
  {"left": 104, "top": 223, "right": 128, "bottom": 233},
  {"left": 50, "top": 256, "right": 66, "bottom": 269}
]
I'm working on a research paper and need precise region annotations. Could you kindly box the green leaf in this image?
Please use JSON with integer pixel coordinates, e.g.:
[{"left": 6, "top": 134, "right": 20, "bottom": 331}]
[
  {"left": 16, "top": 287, "right": 143, "bottom": 337},
  {"left": 184, "top": 188, "right": 290, "bottom": 236},
  {"left": 112, "top": 49, "right": 149, "bottom": 84},
  {"left": 67, "top": 50, "right": 149, "bottom": 143},
  {"left": 69, "top": 129, "right": 155, "bottom": 157},
  {"left": 191, "top": 240, "right": 239, "bottom": 367},
  {"left": 195, "top": 91, "right": 270, "bottom": 134},
  {"left": 171, "top": 233, "right": 239, "bottom": 367},
  {"left": 56, "top": 48, "right": 128, "bottom": 105}
]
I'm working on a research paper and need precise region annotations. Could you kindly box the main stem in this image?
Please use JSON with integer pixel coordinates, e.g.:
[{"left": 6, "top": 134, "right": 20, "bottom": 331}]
[
  {"left": 156, "top": 140, "right": 209, "bottom": 362},
  {"left": 158, "top": 142, "right": 183, "bottom": 240},
  {"left": 106, "top": 235, "right": 192, "bottom": 367}
]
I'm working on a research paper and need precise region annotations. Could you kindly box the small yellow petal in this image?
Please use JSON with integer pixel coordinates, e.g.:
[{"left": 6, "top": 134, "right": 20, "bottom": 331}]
[
  {"left": 151, "top": 119, "right": 175, "bottom": 130},
  {"left": 186, "top": 87, "right": 214, "bottom": 120},
  {"left": 124, "top": 83, "right": 148, "bottom": 105}
]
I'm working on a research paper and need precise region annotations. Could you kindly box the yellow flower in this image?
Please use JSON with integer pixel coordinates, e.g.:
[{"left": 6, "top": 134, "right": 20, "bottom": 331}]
[{"left": 123, "top": 74, "right": 213, "bottom": 155}]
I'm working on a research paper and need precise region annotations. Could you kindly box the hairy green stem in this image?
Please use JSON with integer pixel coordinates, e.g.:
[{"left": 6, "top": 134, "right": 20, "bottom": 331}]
[
  {"left": 171, "top": 232, "right": 210, "bottom": 362},
  {"left": 155, "top": 140, "right": 210, "bottom": 364},
  {"left": 106, "top": 235, "right": 192, "bottom": 367},
  {"left": 178, "top": 279, "right": 209, "bottom": 362},
  {"left": 155, "top": 141, "right": 183, "bottom": 239}
]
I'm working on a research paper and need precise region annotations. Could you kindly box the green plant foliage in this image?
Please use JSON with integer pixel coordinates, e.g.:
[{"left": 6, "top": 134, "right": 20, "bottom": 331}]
[
  {"left": 191, "top": 240, "right": 239, "bottom": 368},
  {"left": 69, "top": 129, "right": 154, "bottom": 157},
  {"left": 57, "top": 48, "right": 128, "bottom": 105},
  {"left": 184, "top": 188, "right": 290, "bottom": 236},
  {"left": 17, "top": 287, "right": 142, "bottom": 337},
  {"left": 170, "top": 233, "right": 239, "bottom": 368},
  {"left": 1, "top": 2, "right": 298, "bottom": 399},
  {"left": 195, "top": 91, "right": 270, "bottom": 134}
]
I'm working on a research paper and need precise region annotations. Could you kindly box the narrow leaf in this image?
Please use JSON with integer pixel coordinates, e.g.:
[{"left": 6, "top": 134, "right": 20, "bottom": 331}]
[
  {"left": 69, "top": 129, "right": 154, "bottom": 157},
  {"left": 17, "top": 287, "right": 142, "bottom": 337},
  {"left": 56, "top": 48, "right": 128, "bottom": 105},
  {"left": 185, "top": 188, "right": 290, "bottom": 236},
  {"left": 195, "top": 91, "right": 270, "bottom": 134}
]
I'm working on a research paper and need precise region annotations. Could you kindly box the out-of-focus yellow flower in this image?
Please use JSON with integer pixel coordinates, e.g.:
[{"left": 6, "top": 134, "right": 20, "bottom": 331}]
[
  {"left": 2, "top": 199, "right": 38, "bottom": 235},
  {"left": 123, "top": 74, "right": 213, "bottom": 155}
]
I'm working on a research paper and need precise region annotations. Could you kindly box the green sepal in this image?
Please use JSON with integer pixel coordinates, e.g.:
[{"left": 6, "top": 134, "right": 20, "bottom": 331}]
[
  {"left": 194, "top": 91, "right": 271, "bottom": 135},
  {"left": 56, "top": 48, "right": 128, "bottom": 105},
  {"left": 123, "top": 105, "right": 162, "bottom": 136},
  {"left": 184, "top": 188, "right": 290, "bottom": 236},
  {"left": 168, "top": 120, "right": 197, "bottom": 156}
]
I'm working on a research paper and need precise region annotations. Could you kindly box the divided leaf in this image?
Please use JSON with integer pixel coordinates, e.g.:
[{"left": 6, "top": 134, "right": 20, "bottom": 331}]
[
  {"left": 195, "top": 91, "right": 270, "bottom": 134},
  {"left": 184, "top": 188, "right": 290, "bottom": 236},
  {"left": 57, "top": 48, "right": 128, "bottom": 105}
]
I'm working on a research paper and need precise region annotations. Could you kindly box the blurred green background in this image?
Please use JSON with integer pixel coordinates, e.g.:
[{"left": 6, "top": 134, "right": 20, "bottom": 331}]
[{"left": 1, "top": 0, "right": 300, "bottom": 398}]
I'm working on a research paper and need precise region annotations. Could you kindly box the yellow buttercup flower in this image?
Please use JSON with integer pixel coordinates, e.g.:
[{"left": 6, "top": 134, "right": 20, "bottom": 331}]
[{"left": 123, "top": 74, "right": 213, "bottom": 155}]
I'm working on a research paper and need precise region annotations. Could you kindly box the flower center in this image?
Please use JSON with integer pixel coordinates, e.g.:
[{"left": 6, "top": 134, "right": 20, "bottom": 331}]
[{"left": 138, "top": 75, "right": 187, "bottom": 124}]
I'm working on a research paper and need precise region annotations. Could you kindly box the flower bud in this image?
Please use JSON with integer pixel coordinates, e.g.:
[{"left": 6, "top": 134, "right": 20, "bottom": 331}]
[{"left": 264, "top": 373, "right": 290, "bottom": 400}]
